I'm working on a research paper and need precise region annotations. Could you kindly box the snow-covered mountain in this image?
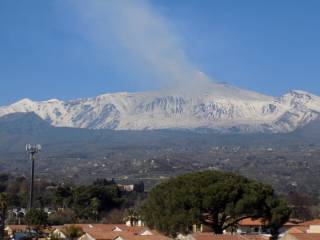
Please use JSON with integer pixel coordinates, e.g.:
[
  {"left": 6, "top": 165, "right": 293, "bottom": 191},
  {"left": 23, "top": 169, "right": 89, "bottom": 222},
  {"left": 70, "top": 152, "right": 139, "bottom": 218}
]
[{"left": 1, "top": 82, "right": 320, "bottom": 133}]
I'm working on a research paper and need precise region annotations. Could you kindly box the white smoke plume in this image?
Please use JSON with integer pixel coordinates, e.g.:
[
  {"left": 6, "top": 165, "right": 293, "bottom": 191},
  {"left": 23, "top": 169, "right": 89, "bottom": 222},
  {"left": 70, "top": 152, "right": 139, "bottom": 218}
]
[{"left": 68, "top": 0, "right": 211, "bottom": 92}]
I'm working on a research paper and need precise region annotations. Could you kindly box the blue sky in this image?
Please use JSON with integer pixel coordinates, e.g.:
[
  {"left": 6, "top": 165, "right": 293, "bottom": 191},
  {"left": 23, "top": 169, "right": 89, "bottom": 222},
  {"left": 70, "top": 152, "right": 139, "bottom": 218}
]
[{"left": 0, "top": 0, "right": 320, "bottom": 105}]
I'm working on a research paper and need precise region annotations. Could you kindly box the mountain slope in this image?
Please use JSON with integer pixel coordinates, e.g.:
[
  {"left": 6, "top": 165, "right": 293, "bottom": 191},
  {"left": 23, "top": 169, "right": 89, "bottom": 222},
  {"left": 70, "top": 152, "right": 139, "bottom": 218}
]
[{"left": 0, "top": 82, "right": 319, "bottom": 132}]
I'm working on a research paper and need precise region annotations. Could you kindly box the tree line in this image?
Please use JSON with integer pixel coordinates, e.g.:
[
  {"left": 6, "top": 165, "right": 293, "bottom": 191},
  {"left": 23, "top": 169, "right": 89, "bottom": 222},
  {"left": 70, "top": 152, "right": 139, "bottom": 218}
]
[
  {"left": 0, "top": 170, "right": 311, "bottom": 240},
  {"left": 0, "top": 174, "right": 146, "bottom": 225}
]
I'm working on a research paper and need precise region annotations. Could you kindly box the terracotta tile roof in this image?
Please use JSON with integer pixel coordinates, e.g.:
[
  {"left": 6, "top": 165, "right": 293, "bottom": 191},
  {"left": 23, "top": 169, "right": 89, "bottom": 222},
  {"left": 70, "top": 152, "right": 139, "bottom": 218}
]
[
  {"left": 287, "top": 226, "right": 309, "bottom": 234},
  {"left": 58, "top": 224, "right": 170, "bottom": 240},
  {"left": 289, "top": 233, "right": 320, "bottom": 240},
  {"left": 288, "top": 219, "right": 304, "bottom": 225},
  {"left": 284, "top": 221, "right": 300, "bottom": 226},
  {"left": 85, "top": 230, "right": 170, "bottom": 240},
  {"left": 63, "top": 224, "right": 142, "bottom": 231},
  {"left": 85, "top": 231, "right": 120, "bottom": 240},
  {"left": 193, "top": 233, "right": 268, "bottom": 240},
  {"left": 5, "top": 225, "right": 28, "bottom": 232},
  {"left": 238, "top": 218, "right": 300, "bottom": 227},
  {"left": 299, "top": 220, "right": 320, "bottom": 226},
  {"left": 83, "top": 224, "right": 146, "bottom": 234},
  {"left": 55, "top": 224, "right": 145, "bottom": 234},
  {"left": 238, "top": 218, "right": 266, "bottom": 226},
  {"left": 242, "top": 236, "right": 269, "bottom": 240},
  {"left": 55, "top": 224, "right": 91, "bottom": 230}
]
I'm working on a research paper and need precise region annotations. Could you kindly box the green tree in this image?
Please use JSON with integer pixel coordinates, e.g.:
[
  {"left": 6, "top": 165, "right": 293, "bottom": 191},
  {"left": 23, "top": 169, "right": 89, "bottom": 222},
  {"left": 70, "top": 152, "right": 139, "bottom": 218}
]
[
  {"left": 48, "top": 208, "right": 77, "bottom": 225},
  {"left": 49, "top": 232, "right": 62, "bottom": 240},
  {"left": 141, "top": 171, "right": 291, "bottom": 239},
  {"left": 72, "top": 184, "right": 121, "bottom": 219},
  {"left": 0, "top": 174, "right": 9, "bottom": 193},
  {"left": 0, "top": 193, "right": 8, "bottom": 240},
  {"left": 62, "top": 225, "right": 84, "bottom": 240},
  {"left": 53, "top": 185, "right": 73, "bottom": 208},
  {"left": 93, "top": 178, "right": 115, "bottom": 186},
  {"left": 266, "top": 197, "right": 292, "bottom": 240},
  {"left": 90, "top": 197, "right": 101, "bottom": 222},
  {"left": 124, "top": 208, "right": 139, "bottom": 226},
  {"left": 25, "top": 208, "right": 48, "bottom": 230}
]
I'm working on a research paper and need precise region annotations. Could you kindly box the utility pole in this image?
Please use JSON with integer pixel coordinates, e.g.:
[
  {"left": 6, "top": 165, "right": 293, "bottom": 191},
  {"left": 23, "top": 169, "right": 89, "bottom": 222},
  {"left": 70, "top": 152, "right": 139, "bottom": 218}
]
[{"left": 26, "top": 144, "right": 41, "bottom": 209}]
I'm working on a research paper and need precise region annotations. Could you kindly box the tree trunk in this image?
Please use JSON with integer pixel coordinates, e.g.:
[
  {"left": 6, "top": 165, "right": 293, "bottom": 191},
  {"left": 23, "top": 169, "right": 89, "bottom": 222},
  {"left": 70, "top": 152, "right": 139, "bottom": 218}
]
[
  {"left": 270, "top": 228, "right": 279, "bottom": 240},
  {"left": 211, "top": 213, "right": 223, "bottom": 234},
  {"left": 213, "top": 225, "right": 223, "bottom": 234}
]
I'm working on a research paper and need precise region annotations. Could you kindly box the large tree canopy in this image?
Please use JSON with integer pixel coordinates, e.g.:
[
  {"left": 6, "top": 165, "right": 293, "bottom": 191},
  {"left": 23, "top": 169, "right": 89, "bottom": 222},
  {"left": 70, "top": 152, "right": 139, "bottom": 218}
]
[
  {"left": 141, "top": 171, "right": 291, "bottom": 239},
  {"left": 25, "top": 208, "right": 48, "bottom": 229}
]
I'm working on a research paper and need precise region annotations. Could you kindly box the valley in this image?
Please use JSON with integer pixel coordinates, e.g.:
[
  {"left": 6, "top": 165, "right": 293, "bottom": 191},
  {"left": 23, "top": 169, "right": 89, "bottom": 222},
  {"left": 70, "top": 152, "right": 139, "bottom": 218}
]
[{"left": 0, "top": 113, "right": 319, "bottom": 203}]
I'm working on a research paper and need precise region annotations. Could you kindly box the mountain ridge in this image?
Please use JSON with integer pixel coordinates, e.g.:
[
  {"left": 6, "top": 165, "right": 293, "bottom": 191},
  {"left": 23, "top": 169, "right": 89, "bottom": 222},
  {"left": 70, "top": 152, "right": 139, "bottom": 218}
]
[{"left": 0, "top": 82, "right": 319, "bottom": 133}]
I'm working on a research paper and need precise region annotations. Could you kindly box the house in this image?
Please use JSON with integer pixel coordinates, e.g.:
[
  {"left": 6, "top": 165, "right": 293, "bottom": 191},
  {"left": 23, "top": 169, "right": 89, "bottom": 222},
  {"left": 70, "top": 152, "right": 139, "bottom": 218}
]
[
  {"left": 44, "top": 207, "right": 55, "bottom": 215},
  {"left": 125, "top": 219, "right": 144, "bottom": 227},
  {"left": 52, "top": 227, "right": 67, "bottom": 239},
  {"left": 80, "top": 224, "right": 170, "bottom": 240},
  {"left": 236, "top": 218, "right": 301, "bottom": 235},
  {"left": 178, "top": 233, "right": 269, "bottom": 240},
  {"left": 282, "top": 219, "right": 320, "bottom": 240},
  {"left": 193, "top": 217, "right": 301, "bottom": 235},
  {"left": 281, "top": 233, "right": 320, "bottom": 240},
  {"left": 5, "top": 225, "right": 28, "bottom": 237},
  {"left": 53, "top": 224, "right": 170, "bottom": 240},
  {"left": 52, "top": 224, "right": 91, "bottom": 239},
  {"left": 237, "top": 218, "right": 266, "bottom": 234},
  {"left": 118, "top": 184, "right": 135, "bottom": 192},
  {"left": 11, "top": 208, "right": 26, "bottom": 217},
  {"left": 117, "top": 182, "right": 144, "bottom": 193},
  {"left": 8, "top": 208, "right": 26, "bottom": 224}
]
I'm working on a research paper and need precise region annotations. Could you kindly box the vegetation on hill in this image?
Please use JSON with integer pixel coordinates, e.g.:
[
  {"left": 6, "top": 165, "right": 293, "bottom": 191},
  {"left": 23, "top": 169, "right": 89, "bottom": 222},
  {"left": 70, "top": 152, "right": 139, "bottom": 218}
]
[
  {"left": 0, "top": 113, "right": 320, "bottom": 217},
  {"left": 0, "top": 174, "right": 146, "bottom": 225}
]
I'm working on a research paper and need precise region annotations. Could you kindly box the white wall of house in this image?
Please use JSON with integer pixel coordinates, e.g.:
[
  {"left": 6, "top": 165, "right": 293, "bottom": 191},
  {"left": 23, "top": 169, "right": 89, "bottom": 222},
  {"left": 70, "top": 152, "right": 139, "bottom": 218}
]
[
  {"left": 237, "top": 226, "right": 263, "bottom": 234},
  {"left": 125, "top": 220, "right": 144, "bottom": 227},
  {"left": 307, "top": 224, "right": 320, "bottom": 233},
  {"left": 176, "top": 233, "right": 195, "bottom": 240},
  {"left": 53, "top": 229, "right": 67, "bottom": 239},
  {"left": 79, "top": 233, "right": 96, "bottom": 240}
]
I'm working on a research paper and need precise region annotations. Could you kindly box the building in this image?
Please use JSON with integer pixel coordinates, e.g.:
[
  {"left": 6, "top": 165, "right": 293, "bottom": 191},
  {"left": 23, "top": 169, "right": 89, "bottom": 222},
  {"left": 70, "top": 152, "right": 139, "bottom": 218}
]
[
  {"left": 117, "top": 182, "right": 144, "bottom": 193},
  {"left": 53, "top": 224, "right": 170, "bottom": 240},
  {"left": 236, "top": 218, "right": 301, "bottom": 235},
  {"left": 282, "top": 219, "right": 320, "bottom": 240},
  {"left": 53, "top": 224, "right": 92, "bottom": 239},
  {"left": 178, "top": 233, "right": 269, "bottom": 240},
  {"left": 5, "top": 225, "right": 28, "bottom": 237},
  {"left": 282, "top": 233, "right": 320, "bottom": 240},
  {"left": 117, "top": 184, "right": 135, "bottom": 192},
  {"left": 125, "top": 219, "right": 144, "bottom": 227}
]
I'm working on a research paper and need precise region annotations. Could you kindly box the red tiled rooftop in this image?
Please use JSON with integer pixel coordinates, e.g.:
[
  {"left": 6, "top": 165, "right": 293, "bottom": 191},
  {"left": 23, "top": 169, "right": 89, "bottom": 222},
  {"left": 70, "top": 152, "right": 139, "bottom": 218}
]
[
  {"left": 238, "top": 218, "right": 300, "bottom": 227},
  {"left": 193, "top": 233, "right": 268, "bottom": 240},
  {"left": 299, "top": 220, "right": 320, "bottom": 226},
  {"left": 238, "top": 218, "right": 266, "bottom": 226},
  {"left": 289, "top": 233, "right": 320, "bottom": 240},
  {"left": 56, "top": 224, "right": 169, "bottom": 240},
  {"left": 6, "top": 225, "right": 28, "bottom": 230},
  {"left": 85, "top": 230, "right": 170, "bottom": 240},
  {"left": 287, "top": 226, "right": 309, "bottom": 234}
]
